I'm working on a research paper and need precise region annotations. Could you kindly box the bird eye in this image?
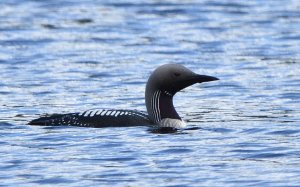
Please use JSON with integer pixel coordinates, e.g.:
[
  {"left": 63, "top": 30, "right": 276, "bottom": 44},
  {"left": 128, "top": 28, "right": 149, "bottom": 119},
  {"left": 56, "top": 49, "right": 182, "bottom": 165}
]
[{"left": 174, "top": 72, "right": 181, "bottom": 77}]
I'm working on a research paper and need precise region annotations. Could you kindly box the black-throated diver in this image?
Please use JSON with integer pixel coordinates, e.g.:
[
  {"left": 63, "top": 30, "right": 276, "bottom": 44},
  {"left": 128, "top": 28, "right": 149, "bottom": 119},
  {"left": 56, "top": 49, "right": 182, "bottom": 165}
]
[{"left": 29, "top": 64, "right": 218, "bottom": 129}]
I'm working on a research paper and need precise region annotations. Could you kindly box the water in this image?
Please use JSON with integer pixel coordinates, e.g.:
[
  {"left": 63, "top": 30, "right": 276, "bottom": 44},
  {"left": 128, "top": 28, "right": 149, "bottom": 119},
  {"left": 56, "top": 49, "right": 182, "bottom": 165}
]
[{"left": 0, "top": 0, "right": 300, "bottom": 186}]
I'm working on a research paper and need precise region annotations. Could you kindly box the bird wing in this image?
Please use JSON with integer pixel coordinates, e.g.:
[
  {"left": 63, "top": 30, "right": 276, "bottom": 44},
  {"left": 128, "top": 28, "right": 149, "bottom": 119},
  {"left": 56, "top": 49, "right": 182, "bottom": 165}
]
[{"left": 28, "top": 109, "right": 152, "bottom": 128}]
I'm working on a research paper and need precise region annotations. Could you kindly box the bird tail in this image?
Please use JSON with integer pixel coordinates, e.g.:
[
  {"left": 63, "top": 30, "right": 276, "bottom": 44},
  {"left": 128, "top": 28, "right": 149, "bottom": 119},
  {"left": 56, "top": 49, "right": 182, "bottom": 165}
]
[{"left": 28, "top": 114, "right": 69, "bottom": 126}]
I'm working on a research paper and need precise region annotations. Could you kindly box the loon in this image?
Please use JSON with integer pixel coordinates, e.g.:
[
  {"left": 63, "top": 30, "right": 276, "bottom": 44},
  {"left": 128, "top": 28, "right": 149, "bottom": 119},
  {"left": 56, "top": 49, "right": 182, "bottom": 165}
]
[{"left": 29, "top": 64, "right": 218, "bottom": 129}]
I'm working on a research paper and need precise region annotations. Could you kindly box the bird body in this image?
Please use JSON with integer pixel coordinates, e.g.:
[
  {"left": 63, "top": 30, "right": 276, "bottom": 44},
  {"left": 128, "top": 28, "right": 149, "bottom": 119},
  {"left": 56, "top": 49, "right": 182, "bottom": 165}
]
[{"left": 29, "top": 64, "right": 218, "bottom": 129}]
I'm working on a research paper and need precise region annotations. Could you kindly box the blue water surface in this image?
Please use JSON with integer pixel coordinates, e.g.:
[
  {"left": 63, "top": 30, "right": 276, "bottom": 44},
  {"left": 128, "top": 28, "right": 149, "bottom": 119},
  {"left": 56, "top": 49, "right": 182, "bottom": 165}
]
[{"left": 0, "top": 0, "right": 300, "bottom": 186}]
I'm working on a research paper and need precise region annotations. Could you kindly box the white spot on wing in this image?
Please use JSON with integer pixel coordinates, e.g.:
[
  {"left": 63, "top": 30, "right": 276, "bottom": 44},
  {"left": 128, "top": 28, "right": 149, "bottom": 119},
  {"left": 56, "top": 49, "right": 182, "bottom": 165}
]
[
  {"left": 90, "top": 110, "right": 98, "bottom": 117},
  {"left": 100, "top": 110, "right": 106, "bottom": 116},
  {"left": 110, "top": 110, "right": 116, "bottom": 116},
  {"left": 84, "top": 110, "right": 92, "bottom": 117},
  {"left": 115, "top": 111, "right": 120, "bottom": 117}
]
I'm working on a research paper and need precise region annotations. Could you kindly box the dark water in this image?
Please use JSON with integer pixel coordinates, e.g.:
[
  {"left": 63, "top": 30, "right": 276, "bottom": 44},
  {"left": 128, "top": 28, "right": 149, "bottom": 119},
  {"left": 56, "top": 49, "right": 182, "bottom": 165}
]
[{"left": 1, "top": 0, "right": 300, "bottom": 186}]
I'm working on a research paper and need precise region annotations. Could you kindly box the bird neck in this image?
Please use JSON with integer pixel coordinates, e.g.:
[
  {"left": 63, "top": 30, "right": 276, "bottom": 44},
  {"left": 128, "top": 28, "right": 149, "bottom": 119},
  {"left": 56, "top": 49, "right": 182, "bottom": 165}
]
[{"left": 146, "top": 90, "right": 181, "bottom": 123}]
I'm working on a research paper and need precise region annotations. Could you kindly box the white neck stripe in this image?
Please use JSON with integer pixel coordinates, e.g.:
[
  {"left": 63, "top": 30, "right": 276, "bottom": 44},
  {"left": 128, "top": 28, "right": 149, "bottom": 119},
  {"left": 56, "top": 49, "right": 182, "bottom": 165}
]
[{"left": 151, "top": 90, "right": 161, "bottom": 123}]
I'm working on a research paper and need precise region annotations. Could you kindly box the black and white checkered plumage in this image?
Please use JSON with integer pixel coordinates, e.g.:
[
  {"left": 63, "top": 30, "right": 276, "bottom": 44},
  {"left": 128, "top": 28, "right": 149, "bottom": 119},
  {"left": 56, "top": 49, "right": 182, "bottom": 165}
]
[{"left": 29, "top": 109, "right": 152, "bottom": 127}]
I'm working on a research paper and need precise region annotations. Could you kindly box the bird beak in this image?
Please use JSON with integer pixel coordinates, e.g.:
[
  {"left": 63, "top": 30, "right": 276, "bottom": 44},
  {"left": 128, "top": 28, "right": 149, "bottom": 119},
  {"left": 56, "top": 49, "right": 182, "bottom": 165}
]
[
  {"left": 194, "top": 74, "right": 219, "bottom": 83},
  {"left": 170, "top": 73, "right": 219, "bottom": 94}
]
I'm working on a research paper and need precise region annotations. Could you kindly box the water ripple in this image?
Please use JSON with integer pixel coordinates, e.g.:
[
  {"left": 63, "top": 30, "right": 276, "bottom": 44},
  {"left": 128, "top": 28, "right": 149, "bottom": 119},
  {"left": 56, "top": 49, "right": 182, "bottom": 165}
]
[{"left": 0, "top": 0, "right": 300, "bottom": 186}]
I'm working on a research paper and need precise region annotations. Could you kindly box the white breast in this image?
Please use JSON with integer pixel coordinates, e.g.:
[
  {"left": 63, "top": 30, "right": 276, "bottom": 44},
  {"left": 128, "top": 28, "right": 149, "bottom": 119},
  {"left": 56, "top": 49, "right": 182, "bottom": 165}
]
[{"left": 158, "top": 118, "right": 186, "bottom": 129}]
